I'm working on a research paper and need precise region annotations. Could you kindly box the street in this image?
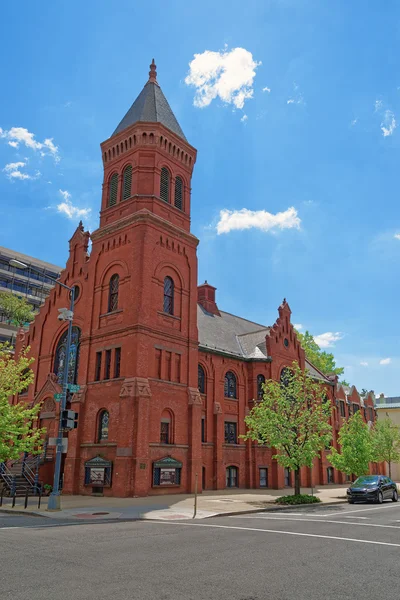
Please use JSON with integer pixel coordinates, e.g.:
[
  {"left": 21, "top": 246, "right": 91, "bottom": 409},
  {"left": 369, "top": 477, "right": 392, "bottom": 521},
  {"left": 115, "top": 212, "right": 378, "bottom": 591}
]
[{"left": 2, "top": 501, "right": 400, "bottom": 600}]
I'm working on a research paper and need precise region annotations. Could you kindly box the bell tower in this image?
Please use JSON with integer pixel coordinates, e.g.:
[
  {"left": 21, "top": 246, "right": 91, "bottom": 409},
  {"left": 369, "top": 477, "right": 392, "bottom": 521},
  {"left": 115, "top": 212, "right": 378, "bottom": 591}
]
[
  {"left": 99, "top": 59, "right": 196, "bottom": 232},
  {"left": 86, "top": 60, "right": 201, "bottom": 496}
]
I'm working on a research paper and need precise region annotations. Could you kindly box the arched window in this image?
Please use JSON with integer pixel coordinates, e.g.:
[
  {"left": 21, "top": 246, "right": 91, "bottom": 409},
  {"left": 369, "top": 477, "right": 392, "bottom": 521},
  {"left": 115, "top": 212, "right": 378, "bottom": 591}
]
[
  {"left": 198, "top": 365, "right": 206, "bottom": 394},
  {"left": 280, "top": 367, "right": 292, "bottom": 388},
  {"left": 108, "top": 173, "right": 118, "bottom": 206},
  {"left": 53, "top": 326, "right": 81, "bottom": 385},
  {"left": 98, "top": 410, "right": 109, "bottom": 442},
  {"left": 108, "top": 274, "right": 119, "bottom": 312},
  {"left": 174, "top": 176, "right": 183, "bottom": 210},
  {"left": 160, "top": 409, "right": 173, "bottom": 444},
  {"left": 160, "top": 167, "right": 170, "bottom": 203},
  {"left": 163, "top": 276, "right": 174, "bottom": 315},
  {"left": 122, "top": 165, "right": 132, "bottom": 200},
  {"left": 257, "top": 374, "right": 265, "bottom": 400},
  {"left": 224, "top": 371, "right": 237, "bottom": 399}
]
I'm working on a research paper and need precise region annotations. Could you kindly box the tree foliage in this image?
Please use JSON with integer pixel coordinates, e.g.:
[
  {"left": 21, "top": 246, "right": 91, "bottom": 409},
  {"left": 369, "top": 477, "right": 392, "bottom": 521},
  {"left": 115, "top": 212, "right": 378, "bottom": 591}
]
[
  {"left": 328, "top": 412, "right": 373, "bottom": 477},
  {"left": 296, "top": 330, "right": 344, "bottom": 377},
  {"left": 0, "top": 291, "right": 35, "bottom": 327},
  {"left": 0, "top": 344, "right": 43, "bottom": 462},
  {"left": 371, "top": 418, "right": 400, "bottom": 479},
  {"left": 243, "top": 361, "right": 332, "bottom": 495}
]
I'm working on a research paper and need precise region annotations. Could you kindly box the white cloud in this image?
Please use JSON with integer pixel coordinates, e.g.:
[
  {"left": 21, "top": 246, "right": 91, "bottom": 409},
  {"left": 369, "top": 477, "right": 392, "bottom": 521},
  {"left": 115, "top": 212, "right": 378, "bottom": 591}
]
[
  {"left": 0, "top": 126, "right": 59, "bottom": 161},
  {"left": 56, "top": 189, "right": 91, "bottom": 220},
  {"left": 360, "top": 361, "right": 368, "bottom": 367},
  {"left": 216, "top": 206, "right": 301, "bottom": 235},
  {"left": 379, "top": 357, "right": 391, "bottom": 365},
  {"left": 262, "top": 86, "right": 271, "bottom": 93},
  {"left": 286, "top": 82, "right": 304, "bottom": 106},
  {"left": 351, "top": 118, "right": 358, "bottom": 126},
  {"left": 375, "top": 99, "right": 383, "bottom": 112},
  {"left": 313, "top": 332, "right": 344, "bottom": 348},
  {"left": 394, "top": 233, "right": 400, "bottom": 240},
  {"left": 2, "top": 161, "right": 40, "bottom": 181},
  {"left": 287, "top": 99, "right": 295, "bottom": 104},
  {"left": 185, "top": 47, "right": 261, "bottom": 110},
  {"left": 294, "top": 324, "right": 303, "bottom": 330},
  {"left": 381, "top": 110, "right": 396, "bottom": 137},
  {"left": 241, "top": 114, "right": 248, "bottom": 123}
]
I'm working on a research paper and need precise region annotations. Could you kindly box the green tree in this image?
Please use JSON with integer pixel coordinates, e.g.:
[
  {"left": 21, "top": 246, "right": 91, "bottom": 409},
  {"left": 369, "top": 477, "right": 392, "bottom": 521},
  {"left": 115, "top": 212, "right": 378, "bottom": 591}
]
[
  {"left": 296, "top": 330, "right": 344, "bottom": 377},
  {"left": 243, "top": 361, "right": 332, "bottom": 495},
  {"left": 0, "top": 291, "right": 35, "bottom": 327},
  {"left": 371, "top": 418, "right": 400, "bottom": 479},
  {"left": 0, "top": 344, "right": 43, "bottom": 462},
  {"left": 328, "top": 412, "right": 373, "bottom": 478}
]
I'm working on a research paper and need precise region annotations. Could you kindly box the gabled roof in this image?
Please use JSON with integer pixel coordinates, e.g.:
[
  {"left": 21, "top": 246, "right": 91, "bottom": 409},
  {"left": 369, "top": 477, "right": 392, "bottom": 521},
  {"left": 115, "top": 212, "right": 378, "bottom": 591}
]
[
  {"left": 197, "top": 304, "right": 270, "bottom": 359},
  {"left": 112, "top": 61, "right": 187, "bottom": 140}
]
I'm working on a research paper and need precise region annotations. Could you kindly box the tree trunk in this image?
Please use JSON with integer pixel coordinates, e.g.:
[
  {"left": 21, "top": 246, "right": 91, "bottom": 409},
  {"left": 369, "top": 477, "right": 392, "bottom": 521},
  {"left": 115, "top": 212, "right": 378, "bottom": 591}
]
[
  {"left": 294, "top": 469, "right": 301, "bottom": 495},
  {"left": 389, "top": 462, "right": 392, "bottom": 479}
]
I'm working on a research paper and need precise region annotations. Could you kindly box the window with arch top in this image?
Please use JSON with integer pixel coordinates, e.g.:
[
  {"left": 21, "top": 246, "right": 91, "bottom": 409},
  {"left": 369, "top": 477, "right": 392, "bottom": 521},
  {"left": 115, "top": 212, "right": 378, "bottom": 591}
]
[
  {"left": 98, "top": 410, "right": 109, "bottom": 442},
  {"left": 198, "top": 365, "right": 206, "bottom": 394},
  {"left": 54, "top": 326, "right": 81, "bottom": 386},
  {"left": 224, "top": 371, "right": 237, "bottom": 399},
  {"left": 108, "top": 173, "right": 118, "bottom": 207},
  {"left": 122, "top": 165, "right": 132, "bottom": 200},
  {"left": 163, "top": 276, "right": 174, "bottom": 315},
  {"left": 174, "top": 176, "right": 183, "bottom": 210},
  {"left": 160, "top": 167, "right": 170, "bottom": 203},
  {"left": 108, "top": 274, "right": 119, "bottom": 312},
  {"left": 257, "top": 374, "right": 265, "bottom": 400}
]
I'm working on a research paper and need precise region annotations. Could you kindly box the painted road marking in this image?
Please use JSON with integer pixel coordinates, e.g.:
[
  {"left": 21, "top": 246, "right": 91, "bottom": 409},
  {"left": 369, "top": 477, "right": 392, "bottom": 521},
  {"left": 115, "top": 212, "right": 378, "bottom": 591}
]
[
  {"left": 312, "top": 504, "right": 400, "bottom": 517},
  {"left": 228, "top": 515, "right": 400, "bottom": 530},
  {"left": 150, "top": 521, "right": 400, "bottom": 548}
]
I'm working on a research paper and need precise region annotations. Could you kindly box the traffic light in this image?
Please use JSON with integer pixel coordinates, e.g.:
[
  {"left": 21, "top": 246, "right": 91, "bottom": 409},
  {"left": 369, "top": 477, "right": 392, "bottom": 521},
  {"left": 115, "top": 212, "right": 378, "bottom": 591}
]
[{"left": 61, "top": 409, "right": 78, "bottom": 430}]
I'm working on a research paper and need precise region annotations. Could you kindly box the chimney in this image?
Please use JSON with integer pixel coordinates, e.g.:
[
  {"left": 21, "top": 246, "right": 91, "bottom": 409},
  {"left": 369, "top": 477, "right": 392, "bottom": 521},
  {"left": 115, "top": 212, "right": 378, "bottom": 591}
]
[{"left": 197, "top": 281, "right": 220, "bottom": 316}]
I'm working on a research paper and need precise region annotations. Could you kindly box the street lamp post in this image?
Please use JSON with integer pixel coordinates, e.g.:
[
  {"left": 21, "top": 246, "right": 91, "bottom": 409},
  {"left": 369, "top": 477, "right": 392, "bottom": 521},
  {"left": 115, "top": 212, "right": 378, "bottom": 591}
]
[{"left": 9, "top": 259, "right": 75, "bottom": 511}]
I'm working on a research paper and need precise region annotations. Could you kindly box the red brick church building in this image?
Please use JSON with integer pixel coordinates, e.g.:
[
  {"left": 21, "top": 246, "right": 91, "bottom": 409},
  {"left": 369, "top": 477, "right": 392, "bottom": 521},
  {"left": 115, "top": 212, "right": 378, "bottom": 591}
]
[{"left": 14, "top": 61, "right": 376, "bottom": 497}]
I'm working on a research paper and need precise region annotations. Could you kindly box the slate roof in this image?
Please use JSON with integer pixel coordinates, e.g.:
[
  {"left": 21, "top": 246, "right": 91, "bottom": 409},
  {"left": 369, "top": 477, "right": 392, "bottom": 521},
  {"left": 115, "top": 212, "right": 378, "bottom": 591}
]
[
  {"left": 112, "top": 81, "right": 187, "bottom": 140},
  {"left": 197, "top": 304, "right": 331, "bottom": 383}
]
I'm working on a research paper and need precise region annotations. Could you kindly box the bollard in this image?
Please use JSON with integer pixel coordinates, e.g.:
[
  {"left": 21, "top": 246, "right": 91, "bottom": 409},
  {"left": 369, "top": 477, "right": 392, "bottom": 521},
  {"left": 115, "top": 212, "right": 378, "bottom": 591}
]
[
  {"left": 38, "top": 490, "right": 42, "bottom": 510},
  {"left": 0, "top": 487, "right": 4, "bottom": 507},
  {"left": 12, "top": 493, "right": 16, "bottom": 508},
  {"left": 24, "top": 488, "right": 29, "bottom": 509}
]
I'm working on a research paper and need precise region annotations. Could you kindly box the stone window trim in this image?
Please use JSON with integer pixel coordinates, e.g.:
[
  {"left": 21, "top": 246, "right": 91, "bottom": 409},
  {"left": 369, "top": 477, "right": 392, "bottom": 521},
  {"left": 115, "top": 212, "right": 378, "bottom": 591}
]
[{"left": 157, "top": 310, "right": 181, "bottom": 321}]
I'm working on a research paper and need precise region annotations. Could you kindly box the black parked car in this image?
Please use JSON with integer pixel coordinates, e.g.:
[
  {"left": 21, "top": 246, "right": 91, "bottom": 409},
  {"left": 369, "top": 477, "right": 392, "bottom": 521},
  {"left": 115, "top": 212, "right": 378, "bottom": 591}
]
[{"left": 347, "top": 475, "right": 398, "bottom": 504}]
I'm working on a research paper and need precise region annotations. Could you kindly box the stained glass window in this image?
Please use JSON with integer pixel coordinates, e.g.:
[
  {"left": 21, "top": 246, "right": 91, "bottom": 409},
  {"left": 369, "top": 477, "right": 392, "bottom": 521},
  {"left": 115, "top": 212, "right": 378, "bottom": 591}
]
[
  {"left": 257, "top": 374, "right": 265, "bottom": 400},
  {"left": 108, "top": 274, "right": 119, "bottom": 312},
  {"left": 224, "top": 371, "right": 237, "bottom": 398},
  {"left": 160, "top": 422, "right": 170, "bottom": 444},
  {"left": 163, "top": 276, "right": 174, "bottom": 315},
  {"left": 53, "top": 327, "right": 81, "bottom": 385},
  {"left": 98, "top": 410, "right": 109, "bottom": 442},
  {"left": 198, "top": 365, "right": 206, "bottom": 394},
  {"left": 224, "top": 422, "right": 237, "bottom": 444}
]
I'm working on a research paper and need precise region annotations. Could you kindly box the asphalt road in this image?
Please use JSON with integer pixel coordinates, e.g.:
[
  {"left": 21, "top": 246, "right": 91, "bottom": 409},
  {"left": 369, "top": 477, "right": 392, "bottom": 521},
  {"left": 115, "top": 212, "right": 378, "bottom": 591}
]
[{"left": 2, "top": 501, "right": 400, "bottom": 600}]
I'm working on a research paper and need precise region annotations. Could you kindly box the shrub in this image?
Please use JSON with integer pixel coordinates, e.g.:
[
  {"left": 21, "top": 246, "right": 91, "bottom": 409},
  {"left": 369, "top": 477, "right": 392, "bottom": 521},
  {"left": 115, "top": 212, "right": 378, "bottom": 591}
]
[{"left": 275, "top": 494, "right": 321, "bottom": 505}]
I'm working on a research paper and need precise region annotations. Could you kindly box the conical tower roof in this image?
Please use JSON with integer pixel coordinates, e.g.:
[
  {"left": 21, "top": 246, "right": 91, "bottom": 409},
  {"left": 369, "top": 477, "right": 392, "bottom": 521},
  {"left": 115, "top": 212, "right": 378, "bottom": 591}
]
[{"left": 112, "top": 59, "right": 187, "bottom": 141}]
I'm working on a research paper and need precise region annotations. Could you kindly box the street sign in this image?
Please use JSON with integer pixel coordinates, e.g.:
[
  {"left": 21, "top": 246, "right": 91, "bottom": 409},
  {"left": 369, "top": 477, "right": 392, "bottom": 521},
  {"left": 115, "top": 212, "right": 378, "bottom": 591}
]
[
  {"left": 67, "top": 384, "right": 80, "bottom": 393},
  {"left": 54, "top": 393, "right": 63, "bottom": 401},
  {"left": 48, "top": 438, "right": 68, "bottom": 453}
]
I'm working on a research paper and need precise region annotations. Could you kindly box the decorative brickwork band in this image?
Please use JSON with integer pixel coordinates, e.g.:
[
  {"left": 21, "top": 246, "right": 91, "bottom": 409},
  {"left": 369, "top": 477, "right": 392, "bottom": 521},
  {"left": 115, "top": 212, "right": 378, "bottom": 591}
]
[
  {"left": 188, "top": 387, "right": 203, "bottom": 406},
  {"left": 119, "top": 377, "right": 152, "bottom": 398}
]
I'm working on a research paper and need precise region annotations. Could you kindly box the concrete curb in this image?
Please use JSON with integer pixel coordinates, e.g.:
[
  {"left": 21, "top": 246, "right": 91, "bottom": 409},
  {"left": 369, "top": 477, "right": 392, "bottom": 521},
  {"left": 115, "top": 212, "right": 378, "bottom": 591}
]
[
  {"left": 0, "top": 507, "right": 50, "bottom": 518},
  {"left": 210, "top": 499, "right": 347, "bottom": 519}
]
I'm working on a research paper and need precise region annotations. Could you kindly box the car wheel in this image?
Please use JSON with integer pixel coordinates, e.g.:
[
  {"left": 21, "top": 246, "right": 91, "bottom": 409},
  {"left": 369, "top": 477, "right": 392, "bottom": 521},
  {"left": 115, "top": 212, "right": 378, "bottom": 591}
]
[
  {"left": 392, "top": 490, "right": 398, "bottom": 502},
  {"left": 348, "top": 499, "right": 354, "bottom": 504},
  {"left": 377, "top": 491, "right": 384, "bottom": 504}
]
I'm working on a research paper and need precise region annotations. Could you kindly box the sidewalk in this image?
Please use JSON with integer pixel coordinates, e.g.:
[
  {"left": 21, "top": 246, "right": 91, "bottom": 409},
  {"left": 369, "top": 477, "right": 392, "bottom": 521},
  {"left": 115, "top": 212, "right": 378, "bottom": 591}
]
[{"left": 0, "top": 485, "right": 348, "bottom": 521}]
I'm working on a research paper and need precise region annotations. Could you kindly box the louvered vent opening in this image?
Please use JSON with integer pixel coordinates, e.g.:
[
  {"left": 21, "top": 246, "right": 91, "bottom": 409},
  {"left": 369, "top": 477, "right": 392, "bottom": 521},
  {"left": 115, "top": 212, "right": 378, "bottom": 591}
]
[
  {"left": 160, "top": 167, "right": 170, "bottom": 203},
  {"left": 109, "top": 174, "right": 118, "bottom": 207},
  {"left": 122, "top": 165, "right": 132, "bottom": 200},
  {"left": 174, "top": 177, "right": 183, "bottom": 210}
]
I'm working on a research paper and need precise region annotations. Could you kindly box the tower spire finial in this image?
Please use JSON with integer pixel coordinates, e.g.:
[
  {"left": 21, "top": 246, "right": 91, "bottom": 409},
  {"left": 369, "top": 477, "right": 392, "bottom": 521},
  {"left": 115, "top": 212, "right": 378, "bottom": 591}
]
[{"left": 149, "top": 58, "right": 158, "bottom": 83}]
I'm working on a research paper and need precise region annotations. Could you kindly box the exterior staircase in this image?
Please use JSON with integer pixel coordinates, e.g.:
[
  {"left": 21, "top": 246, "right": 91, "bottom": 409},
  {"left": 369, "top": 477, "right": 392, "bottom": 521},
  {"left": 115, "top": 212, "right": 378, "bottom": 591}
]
[{"left": 0, "top": 452, "right": 42, "bottom": 497}]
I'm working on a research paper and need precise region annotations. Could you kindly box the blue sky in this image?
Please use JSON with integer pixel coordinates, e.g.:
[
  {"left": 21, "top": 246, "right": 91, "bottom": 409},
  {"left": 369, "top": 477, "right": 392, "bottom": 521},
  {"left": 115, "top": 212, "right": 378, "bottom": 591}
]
[{"left": 1, "top": 0, "right": 400, "bottom": 395}]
